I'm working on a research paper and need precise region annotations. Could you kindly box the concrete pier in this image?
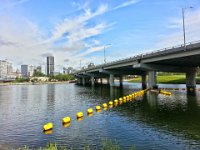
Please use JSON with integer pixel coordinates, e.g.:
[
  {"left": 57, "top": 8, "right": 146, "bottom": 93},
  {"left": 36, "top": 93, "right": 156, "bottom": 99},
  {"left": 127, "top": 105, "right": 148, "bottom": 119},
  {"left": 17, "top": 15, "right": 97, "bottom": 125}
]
[
  {"left": 148, "top": 71, "right": 157, "bottom": 89},
  {"left": 91, "top": 76, "right": 95, "bottom": 86},
  {"left": 119, "top": 76, "right": 123, "bottom": 87},
  {"left": 109, "top": 74, "right": 114, "bottom": 87},
  {"left": 142, "top": 74, "right": 147, "bottom": 89},
  {"left": 186, "top": 68, "right": 196, "bottom": 91},
  {"left": 82, "top": 77, "right": 85, "bottom": 86}
]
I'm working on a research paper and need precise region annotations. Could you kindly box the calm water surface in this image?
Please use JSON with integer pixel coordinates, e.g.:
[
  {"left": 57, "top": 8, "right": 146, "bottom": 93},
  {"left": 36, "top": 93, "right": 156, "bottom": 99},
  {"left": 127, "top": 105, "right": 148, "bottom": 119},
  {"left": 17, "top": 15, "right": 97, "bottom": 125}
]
[{"left": 1, "top": 82, "right": 200, "bottom": 149}]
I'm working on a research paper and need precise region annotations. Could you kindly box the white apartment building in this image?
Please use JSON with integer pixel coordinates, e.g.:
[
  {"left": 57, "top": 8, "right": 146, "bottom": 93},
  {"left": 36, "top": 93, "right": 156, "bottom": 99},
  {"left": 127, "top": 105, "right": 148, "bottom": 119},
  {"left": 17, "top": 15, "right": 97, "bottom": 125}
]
[{"left": 0, "top": 60, "right": 13, "bottom": 78}]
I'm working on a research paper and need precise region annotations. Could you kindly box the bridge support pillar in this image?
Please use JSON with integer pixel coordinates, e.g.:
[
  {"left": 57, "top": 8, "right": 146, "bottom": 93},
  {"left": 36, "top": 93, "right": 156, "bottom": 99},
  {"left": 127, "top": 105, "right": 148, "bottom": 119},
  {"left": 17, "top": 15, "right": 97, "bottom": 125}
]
[
  {"left": 109, "top": 74, "right": 114, "bottom": 87},
  {"left": 186, "top": 68, "right": 196, "bottom": 91},
  {"left": 107, "top": 78, "right": 109, "bottom": 84},
  {"left": 148, "top": 71, "right": 158, "bottom": 89},
  {"left": 91, "top": 76, "right": 95, "bottom": 86},
  {"left": 82, "top": 77, "right": 85, "bottom": 86},
  {"left": 77, "top": 78, "right": 81, "bottom": 84},
  {"left": 119, "top": 76, "right": 123, "bottom": 87},
  {"left": 142, "top": 74, "right": 147, "bottom": 90}
]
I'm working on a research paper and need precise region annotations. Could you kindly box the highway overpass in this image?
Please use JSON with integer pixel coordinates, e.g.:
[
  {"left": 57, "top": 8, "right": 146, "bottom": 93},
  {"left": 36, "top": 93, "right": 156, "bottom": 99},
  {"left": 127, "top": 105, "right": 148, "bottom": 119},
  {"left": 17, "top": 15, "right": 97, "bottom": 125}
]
[{"left": 74, "top": 40, "right": 200, "bottom": 90}]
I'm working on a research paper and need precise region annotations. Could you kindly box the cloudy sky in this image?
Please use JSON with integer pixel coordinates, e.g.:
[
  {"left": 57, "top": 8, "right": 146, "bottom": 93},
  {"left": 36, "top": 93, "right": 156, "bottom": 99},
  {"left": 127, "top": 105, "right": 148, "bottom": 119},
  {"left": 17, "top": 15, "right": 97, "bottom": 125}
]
[{"left": 0, "top": 0, "right": 200, "bottom": 71}]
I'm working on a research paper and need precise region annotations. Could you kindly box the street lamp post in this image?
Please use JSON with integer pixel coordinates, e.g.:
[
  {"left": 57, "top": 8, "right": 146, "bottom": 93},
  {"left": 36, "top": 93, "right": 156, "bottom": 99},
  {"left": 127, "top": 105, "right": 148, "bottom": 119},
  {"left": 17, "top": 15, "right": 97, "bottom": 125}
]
[
  {"left": 104, "top": 46, "right": 106, "bottom": 63},
  {"left": 182, "top": 6, "right": 193, "bottom": 51}
]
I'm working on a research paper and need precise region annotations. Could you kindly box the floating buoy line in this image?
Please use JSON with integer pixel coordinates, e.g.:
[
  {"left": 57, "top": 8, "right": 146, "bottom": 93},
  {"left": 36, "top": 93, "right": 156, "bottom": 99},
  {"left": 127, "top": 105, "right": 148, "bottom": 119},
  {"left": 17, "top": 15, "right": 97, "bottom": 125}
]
[{"left": 43, "top": 88, "right": 167, "bottom": 133}]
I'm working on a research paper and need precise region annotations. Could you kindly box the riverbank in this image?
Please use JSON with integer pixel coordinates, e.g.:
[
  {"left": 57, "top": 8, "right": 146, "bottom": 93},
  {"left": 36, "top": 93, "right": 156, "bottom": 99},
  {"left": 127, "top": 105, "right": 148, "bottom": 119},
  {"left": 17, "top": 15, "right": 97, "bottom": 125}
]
[
  {"left": 0, "top": 81, "right": 74, "bottom": 86},
  {"left": 0, "top": 140, "right": 135, "bottom": 150},
  {"left": 129, "top": 75, "right": 200, "bottom": 84}
]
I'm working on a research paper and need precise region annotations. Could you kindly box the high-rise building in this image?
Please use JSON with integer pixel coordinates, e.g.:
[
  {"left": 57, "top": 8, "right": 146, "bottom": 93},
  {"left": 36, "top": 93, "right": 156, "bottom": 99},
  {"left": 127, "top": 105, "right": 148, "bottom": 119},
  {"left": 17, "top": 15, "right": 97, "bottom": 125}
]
[
  {"left": 0, "top": 60, "right": 13, "bottom": 78},
  {"left": 41, "top": 65, "right": 46, "bottom": 75},
  {"left": 47, "top": 56, "right": 54, "bottom": 76},
  {"left": 63, "top": 67, "right": 74, "bottom": 74},
  {"left": 21, "top": 65, "right": 29, "bottom": 77},
  {"left": 29, "top": 65, "right": 36, "bottom": 77}
]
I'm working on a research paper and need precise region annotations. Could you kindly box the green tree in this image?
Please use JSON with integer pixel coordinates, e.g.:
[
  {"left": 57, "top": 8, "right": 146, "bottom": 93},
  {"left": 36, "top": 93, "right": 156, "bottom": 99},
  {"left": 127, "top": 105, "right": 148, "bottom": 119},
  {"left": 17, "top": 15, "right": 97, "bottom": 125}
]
[
  {"left": 14, "top": 77, "right": 30, "bottom": 82},
  {"left": 48, "top": 74, "right": 75, "bottom": 81},
  {"left": 33, "top": 71, "right": 46, "bottom": 77}
]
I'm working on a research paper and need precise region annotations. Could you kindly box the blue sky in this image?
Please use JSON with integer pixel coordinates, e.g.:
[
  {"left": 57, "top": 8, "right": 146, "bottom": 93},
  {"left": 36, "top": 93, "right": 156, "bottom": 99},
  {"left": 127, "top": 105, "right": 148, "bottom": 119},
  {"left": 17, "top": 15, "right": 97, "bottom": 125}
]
[{"left": 0, "top": 0, "right": 200, "bottom": 71}]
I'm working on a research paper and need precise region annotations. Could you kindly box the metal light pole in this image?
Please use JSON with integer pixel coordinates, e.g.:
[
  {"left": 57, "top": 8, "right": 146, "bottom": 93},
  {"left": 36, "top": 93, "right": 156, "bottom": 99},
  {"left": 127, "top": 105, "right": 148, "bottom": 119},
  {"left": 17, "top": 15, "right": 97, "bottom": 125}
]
[
  {"left": 104, "top": 46, "right": 106, "bottom": 63},
  {"left": 182, "top": 6, "right": 193, "bottom": 51}
]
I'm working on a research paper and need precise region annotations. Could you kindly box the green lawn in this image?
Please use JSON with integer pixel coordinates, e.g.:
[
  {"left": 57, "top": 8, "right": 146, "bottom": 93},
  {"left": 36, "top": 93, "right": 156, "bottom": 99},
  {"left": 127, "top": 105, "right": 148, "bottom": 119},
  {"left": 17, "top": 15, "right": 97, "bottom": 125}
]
[{"left": 129, "top": 75, "right": 200, "bottom": 84}]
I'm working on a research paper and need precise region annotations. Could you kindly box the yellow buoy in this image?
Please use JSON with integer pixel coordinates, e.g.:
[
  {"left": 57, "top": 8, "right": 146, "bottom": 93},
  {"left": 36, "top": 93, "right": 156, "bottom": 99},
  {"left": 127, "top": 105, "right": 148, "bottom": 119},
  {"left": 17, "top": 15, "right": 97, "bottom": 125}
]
[
  {"left": 77, "top": 112, "right": 83, "bottom": 118},
  {"left": 102, "top": 103, "right": 108, "bottom": 108},
  {"left": 96, "top": 105, "right": 101, "bottom": 111},
  {"left": 62, "top": 117, "right": 71, "bottom": 124},
  {"left": 114, "top": 99, "right": 118, "bottom": 103},
  {"left": 87, "top": 108, "right": 93, "bottom": 114},
  {"left": 126, "top": 96, "right": 129, "bottom": 101},
  {"left": 123, "top": 98, "right": 126, "bottom": 103},
  {"left": 109, "top": 101, "right": 113, "bottom": 105},
  {"left": 43, "top": 122, "right": 53, "bottom": 131}
]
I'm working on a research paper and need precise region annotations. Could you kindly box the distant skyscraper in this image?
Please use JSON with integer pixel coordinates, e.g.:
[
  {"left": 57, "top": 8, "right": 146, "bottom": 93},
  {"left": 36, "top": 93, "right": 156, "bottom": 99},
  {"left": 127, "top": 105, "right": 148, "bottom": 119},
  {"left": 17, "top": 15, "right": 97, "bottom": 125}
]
[
  {"left": 47, "top": 56, "right": 54, "bottom": 76},
  {"left": 29, "top": 65, "right": 36, "bottom": 77},
  {"left": 21, "top": 65, "right": 29, "bottom": 77},
  {"left": 0, "top": 60, "right": 13, "bottom": 78}
]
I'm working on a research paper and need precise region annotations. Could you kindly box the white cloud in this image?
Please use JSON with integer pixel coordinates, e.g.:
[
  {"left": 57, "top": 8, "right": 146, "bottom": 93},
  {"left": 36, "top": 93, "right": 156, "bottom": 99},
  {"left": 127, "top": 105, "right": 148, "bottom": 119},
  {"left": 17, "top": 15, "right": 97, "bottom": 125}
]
[
  {"left": 0, "top": 4, "right": 111, "bottom": 70},
  {"left": 113, "top": 0, "right": 140, "bottom": 10},
  {"left": 78, "top": 44, "right": 112, "bottom": 57},
  {"left": 68, "top": 23, "right": 107, "bottom": 43},
  {"left": 46, "top": 4, "right": 108, "bottom": 43}
]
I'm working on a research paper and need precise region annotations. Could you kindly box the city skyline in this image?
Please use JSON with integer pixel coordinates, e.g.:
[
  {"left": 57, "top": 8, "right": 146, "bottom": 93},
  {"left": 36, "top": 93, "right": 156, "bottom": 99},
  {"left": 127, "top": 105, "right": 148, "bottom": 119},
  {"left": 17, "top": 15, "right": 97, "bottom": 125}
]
[{"left": 0, "top": 0, "right": 200, "bottom": 70}]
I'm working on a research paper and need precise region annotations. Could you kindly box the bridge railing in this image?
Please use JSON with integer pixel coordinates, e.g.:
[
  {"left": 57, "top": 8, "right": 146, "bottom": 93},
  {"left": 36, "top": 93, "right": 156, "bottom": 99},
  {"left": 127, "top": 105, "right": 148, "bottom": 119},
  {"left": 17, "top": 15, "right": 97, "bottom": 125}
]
[{"left": 74, "top": 40, "right": 200, "bottom": 74}]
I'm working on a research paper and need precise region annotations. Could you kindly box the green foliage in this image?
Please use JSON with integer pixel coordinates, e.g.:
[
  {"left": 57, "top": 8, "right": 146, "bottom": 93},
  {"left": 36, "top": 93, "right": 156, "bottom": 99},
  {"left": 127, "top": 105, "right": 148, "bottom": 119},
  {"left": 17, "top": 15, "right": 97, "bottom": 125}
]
[
  {"left": 33, "top": 71, "right": 46, "bottom": 77},
  {"left": 14, "top": 77, "right": 30, "bottom": 82},
  {"left": 10, "top": 140, "right": 135, "bottom": 150},
  {"left": 101, "top": 139, "right": 120, "bottom": 150},
  {"left": 49, "top": 74, "right": 75, "bottom": 81},
  {"left": 157, "top": 72, "right": 184, "bottom": 76},
  {"left": 129, "top": 75, "right": 200, "bottom": 84}
]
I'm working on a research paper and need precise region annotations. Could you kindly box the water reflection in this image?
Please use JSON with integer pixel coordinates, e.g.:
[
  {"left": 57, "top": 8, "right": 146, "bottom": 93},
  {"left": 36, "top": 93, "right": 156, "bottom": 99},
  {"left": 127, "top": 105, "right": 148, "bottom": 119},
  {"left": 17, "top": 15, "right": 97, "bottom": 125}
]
[
  {"left": 147, "top": 92, "right": 158, "bottom": 108},
  {"left": 20, "top": 86, "right": 28, "bottom": 104},
  {"left": 47, "top": 84, "right": 55, "bottom": 110}
]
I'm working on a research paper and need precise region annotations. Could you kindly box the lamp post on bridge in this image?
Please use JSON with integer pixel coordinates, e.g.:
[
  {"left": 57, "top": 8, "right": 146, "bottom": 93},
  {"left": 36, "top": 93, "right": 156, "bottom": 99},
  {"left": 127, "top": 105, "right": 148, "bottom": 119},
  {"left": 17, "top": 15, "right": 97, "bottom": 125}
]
[
  {"left": 182, "top": 6, "right": 193, "bottom": 51},
  {"left": 104, "top": 44, "right": 112, "bottom": 63}
]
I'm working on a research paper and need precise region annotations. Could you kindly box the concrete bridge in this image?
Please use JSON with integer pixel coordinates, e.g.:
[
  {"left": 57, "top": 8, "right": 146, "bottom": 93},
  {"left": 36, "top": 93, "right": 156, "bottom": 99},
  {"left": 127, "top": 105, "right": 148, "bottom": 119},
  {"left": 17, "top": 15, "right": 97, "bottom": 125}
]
[{"left": 73, "top": 40, "right": 200, "bottom": 90}]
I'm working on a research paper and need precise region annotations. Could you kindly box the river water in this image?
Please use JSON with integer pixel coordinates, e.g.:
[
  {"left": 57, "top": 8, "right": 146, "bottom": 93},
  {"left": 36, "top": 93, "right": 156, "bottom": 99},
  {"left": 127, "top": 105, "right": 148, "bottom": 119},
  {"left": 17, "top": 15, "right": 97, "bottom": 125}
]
[{"left": 0, "top": 82, "right": 200, "bottom": 149}]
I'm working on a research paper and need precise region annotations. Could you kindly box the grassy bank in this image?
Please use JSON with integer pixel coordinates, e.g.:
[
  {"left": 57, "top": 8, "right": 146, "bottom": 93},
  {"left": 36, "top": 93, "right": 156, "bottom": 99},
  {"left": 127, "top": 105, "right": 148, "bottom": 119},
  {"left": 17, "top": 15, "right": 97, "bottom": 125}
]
[
  {"left": 0, "top": 139, "right": 135, "bottom": 150},
  {"left": 129, "top": 75, "right": 200, "bottom": 84}
]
